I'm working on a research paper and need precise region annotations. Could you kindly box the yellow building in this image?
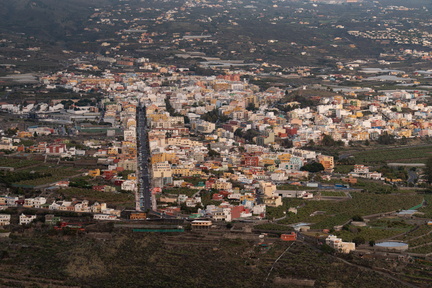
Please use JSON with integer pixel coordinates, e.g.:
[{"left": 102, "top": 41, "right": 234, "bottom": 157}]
[
  {"left": 259, "top": 181, "right": 276, "bottom": 197},
  {"left": 264, "top": 196, "right": 283, "bottom": 207},
  {"left": 278, "top": 153, "right": 292, "bottom": 163},
  {"left": 240, "top": 194, "right": 255, "bottom": 202},
  {"left": 172, "top": 168, "right": 203, "bottom": 177},
  {"left": 17, "top": 131, "right": 32, "bottom": 138},
  {"left": 260, "top": 158, "right": 275, "bottom": 166},
  {"left": 152, "top": 162, "right": 172, "bottom": 178},
  {"left": 398, "top": 129, "right": 412, "bottom": 138},
  {"left": 108, "top": 147, "right": 119, "bottom": 155},
  {"left": 88, "top": 169, "right": 101, "bottom": 177},
  {"left": 317, "top": 155, "right": 334, "bottom": 172},
  {"left": 151, "top": 153, "right": 179, "bottom": 164}
]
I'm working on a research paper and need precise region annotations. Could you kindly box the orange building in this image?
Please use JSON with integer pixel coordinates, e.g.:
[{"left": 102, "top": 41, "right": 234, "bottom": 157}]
[
  {"left": 130, "top": 212, "right": 147, "bottom": 220},
  {"left": 281, "top": 232, "right": 297, "bottom": 241}
]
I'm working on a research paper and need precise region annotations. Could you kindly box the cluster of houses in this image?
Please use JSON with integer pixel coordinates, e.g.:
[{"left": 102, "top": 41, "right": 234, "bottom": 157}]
[
  {"left": 0, "top": 195, "right": 121, "bottom": 223},
  {"left": 1, "top": 44, "right": 431, "bottom": 224},
  {"left": 0, "top": 213, "right": 38, "bottom": 226}
]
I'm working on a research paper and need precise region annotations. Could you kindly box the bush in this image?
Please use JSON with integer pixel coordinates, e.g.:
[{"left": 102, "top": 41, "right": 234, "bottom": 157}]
[
  {"left": 352, "top": 215, "right": 364, "bottom": 222},
  {"left": 352, "top": 236, "right": 365, "bottom": 246}
]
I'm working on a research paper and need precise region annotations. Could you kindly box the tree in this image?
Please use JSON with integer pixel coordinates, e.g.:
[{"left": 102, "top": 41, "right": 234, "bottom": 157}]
[
  {"left": 281, "top": 139, "right": 293, "bottom": 148},
  {"left": 377, "top": 132, "right": 396, "bottom": 145},
  {"left": 352, "top": 236, "right": 365, "bottom": 247},
  {"left": 352, "top": 215, "right": 364, "bottom": 222},
  {"left": 300, "top": 162, "right": 325, "bottom": 173},
  {"left": 322, "top": 134, "right": 336, "bottom": 146},
  {"left": 246, "top": 103, "right": 257, "bottom": 111},
  {"left": 234, "top": 128, "right": 243, "bottom": 137}
]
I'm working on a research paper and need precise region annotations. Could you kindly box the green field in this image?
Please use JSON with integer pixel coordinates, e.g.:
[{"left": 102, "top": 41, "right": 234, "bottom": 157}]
[
  {"left": 273, "top": 192, "right": 423, "bottom": 229},
  {"left": 15, "top": 167, "right": 82, "bottom": 187},
  {"left": 336, "top": 227, "right": 409, "bottom": 243},
  {"left": 320, "top": 191, "right": 346, "bottom": 197},
  {"left": 351, "top": 145, "right": 432, "bottom": 164},
  {"left": 333, "top": 165, "right": 354, "bottom": 174},
  {"left": 163, "top": 187, "right": 198, "bottom": 197},
  {"left": 59, "top": 187, "right": 134, "bottom": 208},
  {"left": 417, "top": 194, "right": 432, "bottom": 218},
  {"left": 254, "top": 223, "right": 292, "bottom": 231},
  {"left": 0, "top": 158, "right": 40, "bottom": 169}
]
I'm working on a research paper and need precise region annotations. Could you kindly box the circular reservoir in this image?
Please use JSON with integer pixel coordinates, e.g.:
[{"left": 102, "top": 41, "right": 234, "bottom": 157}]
[{"left": 375, "top": 242, "right": 408, "bottom": 252}]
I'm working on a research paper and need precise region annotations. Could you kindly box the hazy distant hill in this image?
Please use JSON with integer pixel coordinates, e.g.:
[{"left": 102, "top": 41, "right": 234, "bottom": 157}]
[{"left": 0, "top": 0, "right": 113, "bottom": 41}]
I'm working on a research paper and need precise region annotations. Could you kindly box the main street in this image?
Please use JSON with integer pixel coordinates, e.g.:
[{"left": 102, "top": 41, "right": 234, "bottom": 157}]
[{"left": 136, "top": 103, "right": 152, "bottom": 211}]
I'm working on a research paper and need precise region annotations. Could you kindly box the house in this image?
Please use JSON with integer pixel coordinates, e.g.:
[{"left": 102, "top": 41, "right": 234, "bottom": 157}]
[
  {"left": 5, "top": 196, "right": 19, "bottom": 207},
  {"left": 93, "top": 214, "right": 118, "bottom": 221},
  {"left": 55, "top": 181, "right": 70, "bottom": 187},
  {"left": 252, "top": 204, "right": 266, "bottom": 216},
  {"left": 281, "top": 232, "right": 297, "bottom": 241},
  {"left": 45, "top": 214, "right": 62, "bottom": 225},
  {"left": 46, "top": 144, "right": 67, "bottom": 155},
  {"left": 130, "top": 212, "right": 147, "bottom": 220},
  {"left": 91, "top": 202, "right": 107, "bottom": 213},
  {"left": 259, "top": 181, "right": 276, "bottom": 197},
  {"left": 325, "top": 235, "right": 355, "bottom": 253},
  {"left": 0, "top": 214, "right": 11, "bottom": 226},
  {"left": 121, "top": 180, "right": 137, "bottom": 191},
  {"left": 212, "top": 208, "right": 232, "bottom": 222},
  {"left": 23, "top": 197, "right": 47, "bottom": 208},
  {"left": 263, "top": 196, "right": 283, "bottom": 207},
  {"left": 275, "top": 190, "right": 307, "bottom": 198},
  {"left": 191, "top": 220, "right": 212, "bottom": 229},
  {"left": 74, "top": 200, "right": 90, "bottom": 212},
  {"left": 19, "top": 213, "right": 37, "bottom": 225},
  {"left": 88, "top": 169, "right": 101, "bottom": 177}
]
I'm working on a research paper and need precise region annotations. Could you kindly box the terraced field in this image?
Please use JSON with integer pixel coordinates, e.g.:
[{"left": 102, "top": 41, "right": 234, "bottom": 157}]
[{"left": 351, "top": 145, "right": 432, "bottom": 164}]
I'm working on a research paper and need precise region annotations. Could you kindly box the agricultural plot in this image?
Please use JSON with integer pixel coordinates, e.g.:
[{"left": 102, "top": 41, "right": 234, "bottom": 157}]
[
  {"left": 351, "top": 145, "right": 432, "bottom": 164},
  {"left": 333, "top": 165, "right": 354, "bottom": 174},
  {"left": 59, "top": 187, "right": 134, "bottom": 207},
  {"left": 409, "top": 245, "right": 432, "bottom": 254},
  {"left": 335, "top": 219, "right": 413, "bottom": 243},
  {"left": 275, "top": 193, "right": 423, "bottom": 229},
  {"left": 336, "top": 227, "right": 408, "bottom": 243},
  {"left": 253, "top": 223, "right": 292, "bottom": 231},
  {"left": 320, "top": 191, "right": 346, "bottom": 197},
  {"left": 163, "top": 187, "right": 198, "bottom": 197},
  {"left": 0, "top": 158, "right": 40, "bottom": 169},
  {"left": 388, "top": 224, "right": 432, "bottom": 254},
  {"left": 417, "top": 194, "right": 432, "bottom": 218},
  {"left": 14, "top": 167, "right": 82, "bottom": 187},
  {"left": 394, "top": 225, "right": 432, "bottom": 241}
]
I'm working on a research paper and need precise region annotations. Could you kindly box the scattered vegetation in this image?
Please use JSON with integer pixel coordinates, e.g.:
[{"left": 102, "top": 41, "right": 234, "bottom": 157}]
[{"left": 272, "top": 193, "right": 423, "bottom": 229}]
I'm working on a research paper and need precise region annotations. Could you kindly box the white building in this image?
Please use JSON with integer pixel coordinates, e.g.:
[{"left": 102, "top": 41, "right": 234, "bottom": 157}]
[
  {"left": 0, "top": 214, "right": 11, "bottom": 226},
  {"left": 19, "top": 213, "right": 37, "bottom": 225},
  {"left": 121, "top": 180, "right": 137, "bottom": 192},
  {"left": 23, "top": 197, "right": 47, "bottom": 208},
  {"left": 93, "top": 214, "right": 118, "bottom": 221},
  {"left": 325, "top": 235, "right": 356, "bottom": 253}
]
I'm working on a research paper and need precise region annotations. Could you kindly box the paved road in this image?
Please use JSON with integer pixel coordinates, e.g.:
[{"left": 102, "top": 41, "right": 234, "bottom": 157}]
[
  {"left": 136, "top": 104, "right": 152, "bottom": 211},
  {"left": 407, "top": 170, "right": 418, "bottom": 184}
]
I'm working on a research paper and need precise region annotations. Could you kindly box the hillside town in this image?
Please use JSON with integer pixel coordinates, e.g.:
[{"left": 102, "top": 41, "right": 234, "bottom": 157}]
[
  {"left": 2, "top": 60, "right": 432, "bottom": 224},
  {"left": 2, "top": 0, "right": 432, "bottom": 286}
]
